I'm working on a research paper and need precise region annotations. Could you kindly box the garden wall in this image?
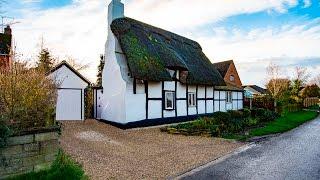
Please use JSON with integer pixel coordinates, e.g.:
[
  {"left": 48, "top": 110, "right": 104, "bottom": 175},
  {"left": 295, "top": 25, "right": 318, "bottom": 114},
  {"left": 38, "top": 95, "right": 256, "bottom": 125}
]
[{"left": 0, "top": 130, "right": 59, "bottom": 179}]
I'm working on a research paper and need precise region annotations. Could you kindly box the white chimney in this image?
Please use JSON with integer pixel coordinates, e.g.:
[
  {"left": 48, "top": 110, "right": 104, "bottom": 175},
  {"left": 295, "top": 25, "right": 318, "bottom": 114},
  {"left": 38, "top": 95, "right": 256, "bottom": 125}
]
[{"left": 108, "top": 0, "right": 124, "bottom": 27}]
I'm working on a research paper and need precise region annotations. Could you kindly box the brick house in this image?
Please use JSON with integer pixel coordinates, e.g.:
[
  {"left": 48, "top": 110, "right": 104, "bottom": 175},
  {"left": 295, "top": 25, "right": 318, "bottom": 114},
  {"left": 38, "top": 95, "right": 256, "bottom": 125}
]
[
  {"left": 0, "top": 25, "right": 12, "bottom": 70},
  {"left": 213, "top": 60, "right": 243, "bottom": 89}
]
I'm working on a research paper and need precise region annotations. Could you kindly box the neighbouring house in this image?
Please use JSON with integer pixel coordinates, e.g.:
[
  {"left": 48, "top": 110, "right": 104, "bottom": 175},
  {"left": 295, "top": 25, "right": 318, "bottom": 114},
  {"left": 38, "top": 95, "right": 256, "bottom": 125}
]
[
  {"left": 213, "top": 60, "right": 243, "bottom": 89},
  {"left": 48, "top": 61, "right": 90, "bottom": 121},
  {"left": 0, "top": 25, "right": 12, "bottom": 70},
  {"left": 96, "top": 0, "right": 243, "bottom": 127},
  {"left": 243, "top": 85, "right": 268, "bottom": 98}
]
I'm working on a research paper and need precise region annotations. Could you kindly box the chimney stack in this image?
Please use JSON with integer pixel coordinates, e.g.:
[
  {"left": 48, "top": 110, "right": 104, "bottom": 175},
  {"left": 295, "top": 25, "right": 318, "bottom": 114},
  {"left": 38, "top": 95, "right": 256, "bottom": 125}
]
[
  {"left": 108, "top": 0, "right": 124, "bottom": 27},
  {"left": 4, "top": 25, "right": 12, "bottom": 35}
]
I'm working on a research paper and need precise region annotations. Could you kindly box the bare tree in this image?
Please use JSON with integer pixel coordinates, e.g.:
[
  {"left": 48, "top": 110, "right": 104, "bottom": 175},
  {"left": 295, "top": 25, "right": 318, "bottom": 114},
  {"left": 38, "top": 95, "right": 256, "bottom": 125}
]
[
  {"left": 293, "top": 66, "right": 310, "bottom": 86},
  {"left": 265, "top": 63, "right": 290, "bottom": 108},
  {"left": 63, "top": 56, "right": 90, "bottom": 71},
  {"left": 311, "top": 74, "right": 320, "bottom": 87}
]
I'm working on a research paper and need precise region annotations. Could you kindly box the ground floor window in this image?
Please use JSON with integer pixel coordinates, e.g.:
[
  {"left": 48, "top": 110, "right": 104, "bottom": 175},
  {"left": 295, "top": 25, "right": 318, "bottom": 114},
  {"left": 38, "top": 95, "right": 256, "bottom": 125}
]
[
  {"left": 188, "top": 92, "right": 196, "bottom": 107},
  {"left": 164, "top": 91, "right": 175, "bottom": 110},
  {"left": 226, "top": 91, "right": 233, "bottom": 103}
]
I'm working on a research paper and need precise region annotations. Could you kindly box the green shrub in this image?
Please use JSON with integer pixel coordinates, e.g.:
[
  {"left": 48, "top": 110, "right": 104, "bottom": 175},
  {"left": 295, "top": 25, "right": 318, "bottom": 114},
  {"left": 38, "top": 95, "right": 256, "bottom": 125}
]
[
  {"left": 244, "top": 118, "right": 259, "bottom": 127},
  {"left": 212, "top": 111, "right": 231, "bottom": 124},
  {"left": 228, "top": 110, "right": 244, "bottom": 120},
  {"left": 209, "top": 125, "right": 222, "bottom": 137},
  {"left": 242, "top": 108, "right": 251, "bottom": 118},
  {"left": 0, "top": 119, "right": 12, "bottom": 147},
  {"left": 251, "top": 108, "right": 278, "bottom": 122}
]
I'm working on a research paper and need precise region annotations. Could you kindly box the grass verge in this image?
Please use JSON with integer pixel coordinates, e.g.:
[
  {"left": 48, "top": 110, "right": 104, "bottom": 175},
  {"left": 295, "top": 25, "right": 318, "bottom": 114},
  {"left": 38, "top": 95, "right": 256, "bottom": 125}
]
[
  {"left": 249, "top": 111, "right": 318, "bottom": 137},
  {"left": 8, "top": 150, "right": 87, "bottom": 180}
]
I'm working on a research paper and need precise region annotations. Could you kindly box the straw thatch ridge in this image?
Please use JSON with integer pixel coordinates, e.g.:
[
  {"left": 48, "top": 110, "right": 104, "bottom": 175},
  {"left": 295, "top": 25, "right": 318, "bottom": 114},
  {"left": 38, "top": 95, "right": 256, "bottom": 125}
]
[{"left": 111, "top": 17, "right": 225, "bottom": 86}]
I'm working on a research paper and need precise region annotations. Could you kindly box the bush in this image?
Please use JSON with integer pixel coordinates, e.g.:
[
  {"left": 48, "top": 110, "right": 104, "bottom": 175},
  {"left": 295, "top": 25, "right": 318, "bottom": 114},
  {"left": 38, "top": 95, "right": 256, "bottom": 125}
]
[
  {"left": 251, "top": 108, "right": 278, "bottom": 122},
  {"left": 228, "top": 110, "right": 244, "bottom": 120},
  {"left": 0, "top": 62, "right": 57, "bottom": 135},
  {"left": 212, "top": 111, "right": 231, "bottom": 124},
  {"left": 244, "top": 118, "right": 259, "bottom": 127},
  {"left": 242, "top": 108, "right": 251, "bottom": 118},
  {"left": 0, "top": 119, "right": 12, "bottom": 147}
]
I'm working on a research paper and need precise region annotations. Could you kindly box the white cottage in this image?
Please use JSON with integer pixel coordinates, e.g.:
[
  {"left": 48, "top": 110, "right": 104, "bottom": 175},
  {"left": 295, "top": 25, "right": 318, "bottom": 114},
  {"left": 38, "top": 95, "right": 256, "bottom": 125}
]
[
  {"left": 48, "top": 61, "right": 90, "bottom": 121},
  {"left": 98, "top": 0, "right": 244, "bottom": 128}
]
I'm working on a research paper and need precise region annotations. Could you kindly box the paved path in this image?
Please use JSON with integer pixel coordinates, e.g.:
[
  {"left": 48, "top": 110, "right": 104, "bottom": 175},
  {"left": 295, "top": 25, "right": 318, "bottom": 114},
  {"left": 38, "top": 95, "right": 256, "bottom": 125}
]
[{"left": 179, "top": 116, "right": 320, "bottom": 180}]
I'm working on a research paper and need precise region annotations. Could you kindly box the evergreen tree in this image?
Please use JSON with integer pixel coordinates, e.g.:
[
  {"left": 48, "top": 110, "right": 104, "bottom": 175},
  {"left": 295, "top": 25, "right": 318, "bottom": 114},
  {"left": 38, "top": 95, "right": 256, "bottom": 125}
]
[
  {"left": 37, "top": 48, "right": 54, "bottom": 72},
  {"left": 96, "top": 54, "right": 105, "bottom": 87}
]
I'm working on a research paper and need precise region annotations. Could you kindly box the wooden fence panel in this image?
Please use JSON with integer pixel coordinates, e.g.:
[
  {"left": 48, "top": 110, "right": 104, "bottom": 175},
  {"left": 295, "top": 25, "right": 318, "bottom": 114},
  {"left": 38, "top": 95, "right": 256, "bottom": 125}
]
[{"left": 303, "top": 97, "right": 319, "bottom": 107}]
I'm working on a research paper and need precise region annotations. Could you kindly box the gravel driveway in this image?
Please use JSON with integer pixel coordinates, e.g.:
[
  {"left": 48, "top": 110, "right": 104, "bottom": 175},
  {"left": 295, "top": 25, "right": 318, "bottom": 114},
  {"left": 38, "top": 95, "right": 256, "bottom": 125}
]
[{"left": 60, "top": 120, "right": 243, "bottom": 179}]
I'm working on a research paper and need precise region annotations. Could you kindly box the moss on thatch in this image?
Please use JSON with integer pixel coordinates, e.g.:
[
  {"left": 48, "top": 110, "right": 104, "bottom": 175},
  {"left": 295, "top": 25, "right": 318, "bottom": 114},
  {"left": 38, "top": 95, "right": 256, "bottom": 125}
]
[{"left": 111, "top": 17, "right": 225, "bottom": 86}]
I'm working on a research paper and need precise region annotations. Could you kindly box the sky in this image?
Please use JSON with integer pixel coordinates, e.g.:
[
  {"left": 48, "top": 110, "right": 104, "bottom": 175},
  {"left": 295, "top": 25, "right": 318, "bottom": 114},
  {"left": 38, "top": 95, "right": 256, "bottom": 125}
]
[{"left": 2, "top": 0, "right": 320, "bottom": 87}]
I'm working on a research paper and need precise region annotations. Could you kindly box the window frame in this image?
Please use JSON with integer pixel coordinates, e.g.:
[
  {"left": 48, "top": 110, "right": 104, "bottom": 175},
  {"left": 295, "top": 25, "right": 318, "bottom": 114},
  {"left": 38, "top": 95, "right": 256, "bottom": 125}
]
[
  {"left": 164, "top": 91, "right": 175, "bottom": 110},
  {"left": 230, "top": 75, "right": 235, "bottom": 82},
  {"left": 188, "top": 92, "right": 196, "bottom": 107},
  {"left": 226, "top": 91, "right": 233, "bottom": 103}
]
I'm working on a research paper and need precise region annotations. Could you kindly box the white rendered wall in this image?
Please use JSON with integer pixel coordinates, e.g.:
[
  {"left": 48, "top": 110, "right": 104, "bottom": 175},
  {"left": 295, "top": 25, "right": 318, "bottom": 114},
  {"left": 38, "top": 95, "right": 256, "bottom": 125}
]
[
  {"left": 198, "top": 100, "right": 206, "bottom": 114},
  {"left": 49, "top": 65, "right": 88, "bottom": 89},
  {"left": 101, "top": 0, "right": 127, "bottom": 124}
]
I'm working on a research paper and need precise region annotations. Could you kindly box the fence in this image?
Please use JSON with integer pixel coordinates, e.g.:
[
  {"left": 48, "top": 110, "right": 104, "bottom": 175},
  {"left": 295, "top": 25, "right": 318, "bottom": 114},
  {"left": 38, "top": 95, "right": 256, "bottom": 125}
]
[
  {"left": 303, "top": 97, "right": 319, "bottom": 107},
  {"left": 244, "top": 97, "right": 275, "bottom": 111},
  {"left": 280, "top": 104, "right": 302, "bottom": 114}
]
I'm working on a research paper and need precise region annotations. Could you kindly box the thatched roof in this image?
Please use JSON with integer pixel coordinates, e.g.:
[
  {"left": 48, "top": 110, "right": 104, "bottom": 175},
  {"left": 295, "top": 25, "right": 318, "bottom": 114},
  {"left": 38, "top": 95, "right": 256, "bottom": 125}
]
[
  {"left": 111, "top": 17, "right": 225, "bottom": 86},
  {"left": 212, "top": 60, "right": 233, "bottom": 78},
  {"left": 0, "top": 33, "right": 12, "bottom": 55}
]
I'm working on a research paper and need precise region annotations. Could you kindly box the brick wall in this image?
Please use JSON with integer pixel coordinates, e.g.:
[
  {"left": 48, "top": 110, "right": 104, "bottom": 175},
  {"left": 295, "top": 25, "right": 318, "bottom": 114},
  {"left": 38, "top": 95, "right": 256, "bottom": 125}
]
[
  {"left": 0, "top": 131, "right": 60, "bottom": 179},
  {"left": 224, "top": 62, "right": 243, "bottom": 88},
  {"left": 0, "top": 55, "right": 10, "bottom": 70}
]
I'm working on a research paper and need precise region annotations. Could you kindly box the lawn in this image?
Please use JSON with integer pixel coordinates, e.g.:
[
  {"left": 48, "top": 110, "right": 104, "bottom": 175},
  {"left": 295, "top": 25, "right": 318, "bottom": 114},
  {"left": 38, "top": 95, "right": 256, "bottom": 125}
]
[{"left": 249, "top": 111, "right": 318, "bottom": 137}]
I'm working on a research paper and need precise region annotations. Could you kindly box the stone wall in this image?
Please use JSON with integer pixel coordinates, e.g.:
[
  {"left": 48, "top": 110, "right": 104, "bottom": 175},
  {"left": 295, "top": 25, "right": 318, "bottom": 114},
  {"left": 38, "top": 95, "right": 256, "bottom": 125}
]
[{"left": 0, "top": 131, "right": 59, "bottom": 179}]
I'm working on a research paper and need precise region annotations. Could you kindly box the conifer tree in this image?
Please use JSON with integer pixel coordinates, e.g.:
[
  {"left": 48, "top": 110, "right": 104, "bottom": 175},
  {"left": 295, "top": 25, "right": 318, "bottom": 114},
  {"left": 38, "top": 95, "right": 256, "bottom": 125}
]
[
  {"left": 96, "top": 54, "right": 105, "bottom": 87},
  {"left": 37, "top": 48, "right": 54, "bottom": 72}
]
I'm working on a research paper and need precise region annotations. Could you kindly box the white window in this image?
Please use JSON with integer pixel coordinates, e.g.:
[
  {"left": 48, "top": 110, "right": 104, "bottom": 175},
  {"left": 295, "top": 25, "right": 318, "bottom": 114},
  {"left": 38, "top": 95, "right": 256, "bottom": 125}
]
[
  {"left": 188, "top": 92, "right": 196, "bottom": 107},
  {"left": 230, "top": 75, "right": 235, "bottom": 82},
  {"left": 165, "top": 91, "right": 175, "bottom": 110},
  {"left": 226, "top": 91, "right": 233, "bottom": 103}
]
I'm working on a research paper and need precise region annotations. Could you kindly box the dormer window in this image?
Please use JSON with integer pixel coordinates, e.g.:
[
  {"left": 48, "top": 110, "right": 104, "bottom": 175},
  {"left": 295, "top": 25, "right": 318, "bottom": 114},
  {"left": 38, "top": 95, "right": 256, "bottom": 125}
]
[
  {"left": 179, "top": 70, "right": 188, "bottom": 83},
  {"left": 166, "top": 68, "right": 176, "bottom": 78},
  {"left": 230, "top": 75, "right": 235, "bottom": 82}
]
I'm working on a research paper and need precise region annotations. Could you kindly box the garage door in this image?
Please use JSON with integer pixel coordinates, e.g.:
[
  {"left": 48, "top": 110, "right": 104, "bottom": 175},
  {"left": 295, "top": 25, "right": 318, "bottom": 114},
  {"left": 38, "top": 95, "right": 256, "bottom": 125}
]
[{"left": 56, "top": 89, "right": 83, "bottom": 121}]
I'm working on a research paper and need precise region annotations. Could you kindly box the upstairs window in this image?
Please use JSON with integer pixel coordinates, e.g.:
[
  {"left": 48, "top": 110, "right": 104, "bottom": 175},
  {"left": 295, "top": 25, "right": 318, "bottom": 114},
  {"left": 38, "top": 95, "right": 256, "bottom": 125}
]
[
  {"left": 188, "top": 92, "right": 196, "bottom": 107},
  {"left": 165, "top": 91, "right": 175, "bottom": 110},
  {"left": 230, "top": 75, "right": 235, "bottom": 82},
  {"left": 226, "top": 91, "right": 233, "bottom": 103}
]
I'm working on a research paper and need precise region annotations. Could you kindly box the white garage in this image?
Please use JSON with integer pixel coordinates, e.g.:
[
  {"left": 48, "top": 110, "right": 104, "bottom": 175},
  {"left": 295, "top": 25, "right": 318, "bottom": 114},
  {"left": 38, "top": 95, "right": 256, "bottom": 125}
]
[{"left": 48, "top": 61, "right": 90, "bottom": 121}]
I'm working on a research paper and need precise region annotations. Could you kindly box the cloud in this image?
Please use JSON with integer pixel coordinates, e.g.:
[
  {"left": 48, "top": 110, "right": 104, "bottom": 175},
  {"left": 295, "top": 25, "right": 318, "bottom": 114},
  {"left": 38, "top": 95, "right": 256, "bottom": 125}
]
[
  {"left": 303, "top": 0, "right": 312, "bottom": 8},
  {"left": 9, "top": 0, "right": 320, "bottom": 86},
  {"left": 195, "top": 19, "right": 320, "bottom": 86},
  {"left": 125, "top": 0, "right": 298, "bottom": 31}
]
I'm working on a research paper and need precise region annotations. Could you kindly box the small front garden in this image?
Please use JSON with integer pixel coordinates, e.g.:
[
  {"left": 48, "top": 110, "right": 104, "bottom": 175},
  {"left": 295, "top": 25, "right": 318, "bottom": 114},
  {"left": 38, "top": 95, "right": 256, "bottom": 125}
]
[{"left": 161, "top": 108, "right": 318, "bottom": 141}]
